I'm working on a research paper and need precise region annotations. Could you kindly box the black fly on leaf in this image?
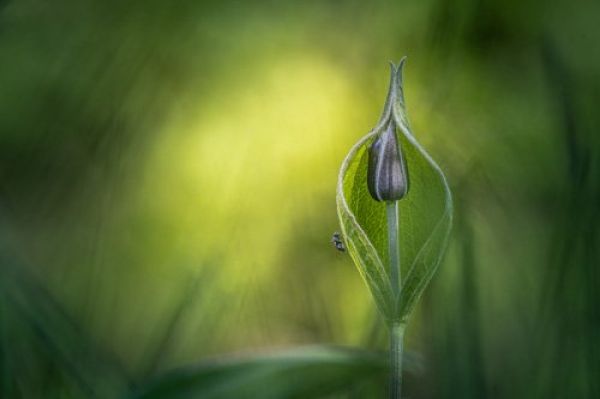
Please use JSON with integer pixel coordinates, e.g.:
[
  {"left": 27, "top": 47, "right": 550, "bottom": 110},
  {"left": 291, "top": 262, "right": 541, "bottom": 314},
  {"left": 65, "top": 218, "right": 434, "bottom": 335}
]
[{"left": 331, "top": 232, "right": 345, "bottom": 252}]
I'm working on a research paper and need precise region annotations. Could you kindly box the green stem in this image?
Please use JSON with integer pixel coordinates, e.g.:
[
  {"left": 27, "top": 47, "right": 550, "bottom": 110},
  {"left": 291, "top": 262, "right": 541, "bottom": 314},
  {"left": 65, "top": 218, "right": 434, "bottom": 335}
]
[
  {"left": 386, "top": 201, "right": 403, "bottom": 398},
  {"left": 386, "top": 201, "right": 400, "bottom": 297},
  {"left": 390, "top": 322, "right": 405, "bottom": 399}
]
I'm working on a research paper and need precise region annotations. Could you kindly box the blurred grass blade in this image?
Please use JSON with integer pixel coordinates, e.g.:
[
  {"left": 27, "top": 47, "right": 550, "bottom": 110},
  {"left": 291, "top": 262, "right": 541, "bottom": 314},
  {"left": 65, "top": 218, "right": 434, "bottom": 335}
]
[
  {"left": 0, "top": 254, "right": 131, "bottom": 398},
  {"left": 131, "top": 346, "right": 391, "bottom": 399},
  {"left": 336, "top": 60, "right": 453, "bottom": 324},
  {"left": 0, "top": 294, "right": 14, "bottom": 399}
]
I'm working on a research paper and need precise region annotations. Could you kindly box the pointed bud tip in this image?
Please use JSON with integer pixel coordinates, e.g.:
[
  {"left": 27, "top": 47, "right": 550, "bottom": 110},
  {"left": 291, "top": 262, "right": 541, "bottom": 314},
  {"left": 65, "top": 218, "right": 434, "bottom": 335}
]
[
  {"left": 396, "top": 57, "right": 407, "bottom": 83},
  {"left": 388, "top": 56, "right": 407, "bottom": 71}
]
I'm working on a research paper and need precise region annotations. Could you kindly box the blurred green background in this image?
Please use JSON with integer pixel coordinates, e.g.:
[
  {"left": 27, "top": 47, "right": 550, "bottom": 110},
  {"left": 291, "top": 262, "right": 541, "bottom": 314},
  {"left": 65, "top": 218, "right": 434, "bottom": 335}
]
[{"left": 1, "top": 0, "right": 599, "bottom": 398}]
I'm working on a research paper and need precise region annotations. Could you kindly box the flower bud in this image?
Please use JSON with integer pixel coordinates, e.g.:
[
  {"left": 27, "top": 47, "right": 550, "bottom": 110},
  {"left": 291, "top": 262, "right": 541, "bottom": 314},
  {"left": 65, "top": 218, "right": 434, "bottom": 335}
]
[{"left": 367, "top": 121, "right": 409, "bottom": 201}]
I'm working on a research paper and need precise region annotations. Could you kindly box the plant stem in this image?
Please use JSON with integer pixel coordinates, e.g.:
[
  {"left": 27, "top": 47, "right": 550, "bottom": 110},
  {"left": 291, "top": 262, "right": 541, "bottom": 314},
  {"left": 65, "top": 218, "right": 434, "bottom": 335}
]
[
  {"left": 386, "top": 201, "right": 400, "bottom": 297},
  {"left": 390, "top": 322, "right": 405, "bottom": 399},
  {"left": 386, "top": 201, "right": 404, "bottom": 398}
]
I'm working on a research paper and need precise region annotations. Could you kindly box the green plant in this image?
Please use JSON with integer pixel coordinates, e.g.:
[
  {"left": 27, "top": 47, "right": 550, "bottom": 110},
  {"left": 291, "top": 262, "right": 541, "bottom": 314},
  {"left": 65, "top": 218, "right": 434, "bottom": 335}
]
[{"left": 336, "top": 58, "right": 453, "bottom": 398}]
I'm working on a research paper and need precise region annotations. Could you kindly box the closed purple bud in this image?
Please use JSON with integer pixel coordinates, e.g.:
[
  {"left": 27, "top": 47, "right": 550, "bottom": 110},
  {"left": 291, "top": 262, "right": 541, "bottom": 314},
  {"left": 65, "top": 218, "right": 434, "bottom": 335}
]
[{"left": 367, "top": 121, "right": 409, "bottom": 202}]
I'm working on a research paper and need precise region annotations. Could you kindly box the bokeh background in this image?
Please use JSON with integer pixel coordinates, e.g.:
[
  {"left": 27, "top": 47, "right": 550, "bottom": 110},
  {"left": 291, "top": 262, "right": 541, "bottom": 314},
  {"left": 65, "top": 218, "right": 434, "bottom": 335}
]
[{"left": 1, "top": 0, "right": 599, "bottom": 398}]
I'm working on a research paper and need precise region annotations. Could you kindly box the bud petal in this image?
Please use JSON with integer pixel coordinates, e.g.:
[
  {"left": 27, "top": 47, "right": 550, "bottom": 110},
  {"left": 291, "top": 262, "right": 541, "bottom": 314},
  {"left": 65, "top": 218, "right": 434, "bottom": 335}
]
[{"left": 367, "top": 121, "right": 409, "bottom": 201}]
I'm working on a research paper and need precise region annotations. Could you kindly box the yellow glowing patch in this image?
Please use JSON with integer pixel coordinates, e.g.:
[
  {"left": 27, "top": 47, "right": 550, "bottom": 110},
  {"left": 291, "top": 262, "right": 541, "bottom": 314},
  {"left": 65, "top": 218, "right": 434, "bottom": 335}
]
[{"left": 137, "top": 56, "right": 358, "bottom": 279}]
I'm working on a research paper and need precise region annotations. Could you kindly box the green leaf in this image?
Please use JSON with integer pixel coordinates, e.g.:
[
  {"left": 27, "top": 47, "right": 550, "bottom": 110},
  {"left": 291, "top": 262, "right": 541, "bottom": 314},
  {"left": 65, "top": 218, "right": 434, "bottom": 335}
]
[
  {"left": 336, "top": 59, "right": 453, "bottom": 325},
  {"left": 131, "top": 346, "right": 391, "bottom": 399}
]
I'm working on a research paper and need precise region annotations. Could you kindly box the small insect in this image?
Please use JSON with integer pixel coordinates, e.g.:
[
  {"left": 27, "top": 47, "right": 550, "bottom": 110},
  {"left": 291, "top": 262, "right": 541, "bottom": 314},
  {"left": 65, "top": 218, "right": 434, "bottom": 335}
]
[{"left": 331, "top": 232, "right": 346, "bottom": 252}]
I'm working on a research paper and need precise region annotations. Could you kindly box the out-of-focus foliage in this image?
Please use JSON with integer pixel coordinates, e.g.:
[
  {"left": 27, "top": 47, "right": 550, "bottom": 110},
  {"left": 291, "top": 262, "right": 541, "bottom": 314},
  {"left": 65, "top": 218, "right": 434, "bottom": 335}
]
[
  {"left": 131, "top": 346, "right": 389, "bottom": 399},
  {"left": 1, "top": 0, "right": 599, "bottom": 398}
]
